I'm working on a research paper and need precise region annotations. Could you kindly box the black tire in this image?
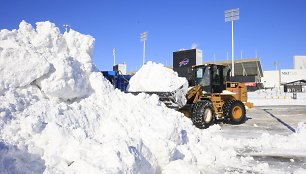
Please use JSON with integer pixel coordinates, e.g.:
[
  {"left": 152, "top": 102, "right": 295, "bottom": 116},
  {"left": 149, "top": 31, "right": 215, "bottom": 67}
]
[
  {"left": 223, "top": 100, "right": 246, "bottom": 124},
  {"left": 191, "top": 100, "right": 215, "bottom": 129}
]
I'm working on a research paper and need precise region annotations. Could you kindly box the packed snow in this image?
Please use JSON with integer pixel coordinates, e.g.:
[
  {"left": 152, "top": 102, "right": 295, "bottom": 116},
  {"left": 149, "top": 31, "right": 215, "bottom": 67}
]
[
  {"left": 0, "top": 21, "right": 305, "bottom": 173},
  {"left": 127, "top": 61, "right": 188, "bottom": 108},
  {"left": 127, "top": 61, "right": 188, "bottom": 92}
]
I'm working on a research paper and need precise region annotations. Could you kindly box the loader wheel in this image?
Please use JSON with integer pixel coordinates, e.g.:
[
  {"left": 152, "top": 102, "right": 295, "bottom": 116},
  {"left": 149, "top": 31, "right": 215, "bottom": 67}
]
[
  {"left": 191, "top": 100, "right": 215, "bottom": 129},
  {"left": 223, "top": 100, "right": 246, "bottom": 124}
]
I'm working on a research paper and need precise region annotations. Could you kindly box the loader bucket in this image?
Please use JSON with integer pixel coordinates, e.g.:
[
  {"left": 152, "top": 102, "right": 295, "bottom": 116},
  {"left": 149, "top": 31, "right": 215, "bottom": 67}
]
[{"left": 128, "top": 84, "right": 187, "bottom": 110}]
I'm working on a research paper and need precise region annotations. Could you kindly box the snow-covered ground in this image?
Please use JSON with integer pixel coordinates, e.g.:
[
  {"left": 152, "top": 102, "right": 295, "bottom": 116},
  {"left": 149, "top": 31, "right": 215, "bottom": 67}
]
[
  {"left": 249, "top": 89, "right": 306, "bottom": 106},
  {"left": 0, "top": 21, "right": 305, "bottom": 173}
]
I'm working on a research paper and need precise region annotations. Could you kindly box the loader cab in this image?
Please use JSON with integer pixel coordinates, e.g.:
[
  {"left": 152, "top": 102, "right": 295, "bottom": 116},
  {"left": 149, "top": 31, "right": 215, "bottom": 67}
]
[{"left": 193, "top": 64, "right": 230, "bottom": 93}]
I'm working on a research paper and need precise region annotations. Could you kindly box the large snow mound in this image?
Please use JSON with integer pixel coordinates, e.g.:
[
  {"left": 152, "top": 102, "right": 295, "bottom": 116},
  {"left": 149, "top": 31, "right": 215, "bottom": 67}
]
[{"left": 0, "top": 21, "right": 306, "bottom": 174}]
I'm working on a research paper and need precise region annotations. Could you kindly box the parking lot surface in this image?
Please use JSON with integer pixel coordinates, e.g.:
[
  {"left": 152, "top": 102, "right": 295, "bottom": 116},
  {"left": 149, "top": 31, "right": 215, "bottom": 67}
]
[{"left": 219, "top": 105, "right": 306, "bottom": 172}]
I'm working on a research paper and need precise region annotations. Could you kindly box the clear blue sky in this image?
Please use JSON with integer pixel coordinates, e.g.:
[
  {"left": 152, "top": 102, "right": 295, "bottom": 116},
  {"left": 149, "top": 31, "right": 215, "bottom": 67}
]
[{"left": 1, "top": 0, "right": 306, "bottom": 72}]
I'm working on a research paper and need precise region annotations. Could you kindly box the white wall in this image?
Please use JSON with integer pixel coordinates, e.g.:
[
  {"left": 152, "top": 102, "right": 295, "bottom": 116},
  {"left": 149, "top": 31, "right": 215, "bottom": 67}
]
[
  {"left": 294, "top": 55, "right": 306, "bottom": 70},
  {"left": 280, "top": 69, "right": 306, "bottom": 84},
  {"left": 261, "top": 56, "right": 306, "bottom": 89},
  {"left": 261, "top": 70, "right": 280, "bottom": 88}
]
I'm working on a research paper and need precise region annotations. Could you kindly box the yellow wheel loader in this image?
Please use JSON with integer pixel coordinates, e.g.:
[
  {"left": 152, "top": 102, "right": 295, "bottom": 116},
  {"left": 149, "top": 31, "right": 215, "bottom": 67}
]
[
  {"left": 180, "top": 64, "right": 253, "bottom": 128},
  {"left": 130, "top": 64, "right": 253, "bottom": 129}
]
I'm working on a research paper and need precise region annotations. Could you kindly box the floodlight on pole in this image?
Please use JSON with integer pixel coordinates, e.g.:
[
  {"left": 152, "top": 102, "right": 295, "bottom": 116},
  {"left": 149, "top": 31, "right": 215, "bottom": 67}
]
[
  {"left": 140, "top": 32, "right": 148, "bottom": 65},
  {"left": 225, "top": 8, "right": 239, "bottom": 77},
  {"left": 113, "top": 48, "right": 116, "bottom": 66},
  {"left": 63, "top": 24, "right": 70, "bottom": 33}
]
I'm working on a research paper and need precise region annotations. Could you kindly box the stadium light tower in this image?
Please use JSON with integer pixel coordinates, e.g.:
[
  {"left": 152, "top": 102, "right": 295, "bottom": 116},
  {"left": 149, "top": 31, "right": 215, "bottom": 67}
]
[
  {"left": 225, "top": 8, "right": 239, "bottom": 76},
  {"left": 140, "top": 32, "right": 148, "bottom": 65}
]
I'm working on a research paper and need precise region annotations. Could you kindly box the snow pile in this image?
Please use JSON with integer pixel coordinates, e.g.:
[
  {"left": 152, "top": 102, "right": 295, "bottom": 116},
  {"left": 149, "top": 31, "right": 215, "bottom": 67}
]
[
  {"left": 128, "top": 61, "right": 187, "bottom": 92},
  {"left": 0, "top": 21, "right": 305, "bottom": 173},
  {"left": 127, "top": 61, "right": 188, "bottom": 107},
  {"left": 0, "top": 21, "right": 221, "bottom": 173}
]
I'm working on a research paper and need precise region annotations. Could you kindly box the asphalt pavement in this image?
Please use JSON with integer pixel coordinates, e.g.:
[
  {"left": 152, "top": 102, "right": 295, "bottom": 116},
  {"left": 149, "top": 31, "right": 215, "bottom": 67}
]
[
  {"left": 220, "top": 105, "right": 306, "bottom": 137},
  {"left": 218, "top": 105, "right": 306, "bottom": 172}
]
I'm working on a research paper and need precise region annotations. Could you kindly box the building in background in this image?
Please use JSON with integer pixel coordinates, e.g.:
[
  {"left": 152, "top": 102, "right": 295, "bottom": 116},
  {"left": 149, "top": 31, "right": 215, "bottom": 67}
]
[
  {"left": 261, "top": 55, "right": 306, "bottom": 92},
  {"left": 280, "top": 69, "right": 306, "bottom": 84},
  {"left": 284, "top": 80, "right": 306, "bottom": 93}
]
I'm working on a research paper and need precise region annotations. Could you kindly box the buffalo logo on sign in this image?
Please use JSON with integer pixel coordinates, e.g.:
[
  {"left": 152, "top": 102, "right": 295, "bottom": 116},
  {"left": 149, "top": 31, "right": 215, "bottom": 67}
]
[{"left": 179, "top": 58, "right": 189, "bottom": 67}]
